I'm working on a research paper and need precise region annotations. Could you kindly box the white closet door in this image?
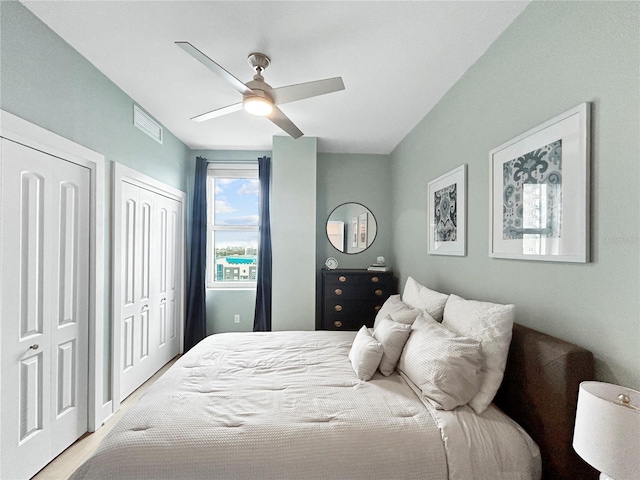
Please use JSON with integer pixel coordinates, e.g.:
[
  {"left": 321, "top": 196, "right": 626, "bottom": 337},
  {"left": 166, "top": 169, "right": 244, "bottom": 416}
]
[
  {"left": 118, "top": 180, "right": 182, "bottom": 402},
  {"left": 0, "top": 139, "right": 89, "bottom": 480},
  {"left": 119, "top": 182, "right": 160, "bottom": 401},
  {"left": 50, "top": 156, "right": 90, "bottom": 458},
  {"left": 156, "top": 194, "right": 181, "bottom": 365}
]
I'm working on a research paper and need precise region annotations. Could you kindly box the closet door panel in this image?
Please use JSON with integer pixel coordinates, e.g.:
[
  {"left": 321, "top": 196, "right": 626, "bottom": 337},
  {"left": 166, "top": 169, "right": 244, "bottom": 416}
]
[
  {"left": 157, "top": 195, "right": 181, "bottom": 363},
  {"left": 50, "top": 161, "right": 90, "bottom": 457},
  {"left": 1, "top": 140, "right": 54, "bottom": 479},
  {"left": 119, "top": 182, "right": 142, "bottom": 400}
]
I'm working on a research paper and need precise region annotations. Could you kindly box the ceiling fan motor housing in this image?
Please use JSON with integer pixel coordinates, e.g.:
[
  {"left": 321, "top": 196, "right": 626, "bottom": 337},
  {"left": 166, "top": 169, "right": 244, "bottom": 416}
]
[{"left": 247, "top": 52, "right": 271, "bottom": 72}]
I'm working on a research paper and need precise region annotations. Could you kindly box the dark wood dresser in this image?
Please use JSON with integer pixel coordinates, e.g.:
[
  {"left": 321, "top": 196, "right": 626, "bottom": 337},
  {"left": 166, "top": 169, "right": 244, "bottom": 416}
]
[{"left": 321, "top": 269, "right": 397, "bottom": 331}]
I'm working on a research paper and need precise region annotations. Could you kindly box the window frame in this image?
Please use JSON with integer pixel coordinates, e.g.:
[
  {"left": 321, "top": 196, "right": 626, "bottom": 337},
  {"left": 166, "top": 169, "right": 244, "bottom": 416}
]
[{"left": 206, "top": 163, "right": 259, "bottom": 290}]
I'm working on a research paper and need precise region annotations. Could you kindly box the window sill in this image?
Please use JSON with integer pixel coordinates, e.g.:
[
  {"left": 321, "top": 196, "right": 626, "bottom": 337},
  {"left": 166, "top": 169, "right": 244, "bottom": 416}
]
[{"left": 207, "top": 283, "right": 257, "bottom": 291}]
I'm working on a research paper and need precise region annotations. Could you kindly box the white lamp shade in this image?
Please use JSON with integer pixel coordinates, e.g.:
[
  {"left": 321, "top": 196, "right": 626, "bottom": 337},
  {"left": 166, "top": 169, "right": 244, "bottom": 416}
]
[{"left": 573, "top": 381, "right": 640, "bottom": 480}]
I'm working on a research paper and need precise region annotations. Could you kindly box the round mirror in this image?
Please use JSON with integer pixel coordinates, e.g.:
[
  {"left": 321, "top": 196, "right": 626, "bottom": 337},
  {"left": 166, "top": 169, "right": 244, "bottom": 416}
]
[{"left": 326, "top": 203, "right": 377, "bottom": 254}]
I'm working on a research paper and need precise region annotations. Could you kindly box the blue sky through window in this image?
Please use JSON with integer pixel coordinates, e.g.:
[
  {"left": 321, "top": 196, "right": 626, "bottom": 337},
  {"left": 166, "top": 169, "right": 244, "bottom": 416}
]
[{"left": 214, "top": 178, "right": 259, "bottom": 226}]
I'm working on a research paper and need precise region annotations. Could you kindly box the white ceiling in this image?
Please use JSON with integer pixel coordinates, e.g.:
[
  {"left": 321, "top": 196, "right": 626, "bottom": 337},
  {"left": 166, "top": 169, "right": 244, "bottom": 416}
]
[{"left": 22, "top": 1, "right": 529, "bottom": 154}]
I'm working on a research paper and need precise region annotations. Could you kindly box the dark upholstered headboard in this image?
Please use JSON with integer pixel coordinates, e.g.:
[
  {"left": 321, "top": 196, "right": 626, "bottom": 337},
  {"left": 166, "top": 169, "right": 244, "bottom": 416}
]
[{"left": 493, "top": 324, "right": 597, "bottom": 480}]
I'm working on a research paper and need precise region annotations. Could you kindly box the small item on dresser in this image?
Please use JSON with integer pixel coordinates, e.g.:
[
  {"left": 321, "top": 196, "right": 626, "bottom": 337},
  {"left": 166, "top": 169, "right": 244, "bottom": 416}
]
[
  {"left": 368, "top": 255, "right": 389, "bottom": 271},
  {"left": 324, "top": 257, "right": 338, "bottom": 270}
]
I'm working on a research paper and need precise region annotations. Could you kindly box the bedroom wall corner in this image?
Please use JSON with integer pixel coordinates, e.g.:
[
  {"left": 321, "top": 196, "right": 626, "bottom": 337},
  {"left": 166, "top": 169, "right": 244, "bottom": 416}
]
[{"left": 389, "top": 1, "right": 640, "bottom": 390}]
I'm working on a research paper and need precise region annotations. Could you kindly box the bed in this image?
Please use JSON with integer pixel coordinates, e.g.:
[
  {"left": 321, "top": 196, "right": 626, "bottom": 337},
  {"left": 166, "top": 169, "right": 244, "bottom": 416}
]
[{"left": 71, "top": 323, "right": 595, "bottom": 480}]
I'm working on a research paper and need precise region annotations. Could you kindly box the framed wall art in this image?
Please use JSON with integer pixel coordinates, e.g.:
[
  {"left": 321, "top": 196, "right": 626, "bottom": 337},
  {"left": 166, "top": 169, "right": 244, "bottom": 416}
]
[
  {"left": 358, "top": 212, "right": 368, "bottom": 248},
  {"left": 428, "top": 164, "right": 466, "bottom": 256},
  {"left": 489, "top": 102, "right": 590, "bottom": 262},
  {"left": 351, "top": 217, "right": 358, "bottom": 248}
]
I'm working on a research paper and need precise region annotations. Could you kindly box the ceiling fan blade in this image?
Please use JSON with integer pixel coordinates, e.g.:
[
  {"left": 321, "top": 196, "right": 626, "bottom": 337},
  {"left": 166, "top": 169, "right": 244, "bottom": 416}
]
[
  {"left": 271, "top": 77, "right": 345, "bottom": 105},
  {"left": 268, "top": 107, "right": 303, "bottom": 139},
  {"left": 191, "top": 103, "right": 243, "bottom": 122},
  {"left": 176, "top": 42, "right": 253, "bottom": 96}
]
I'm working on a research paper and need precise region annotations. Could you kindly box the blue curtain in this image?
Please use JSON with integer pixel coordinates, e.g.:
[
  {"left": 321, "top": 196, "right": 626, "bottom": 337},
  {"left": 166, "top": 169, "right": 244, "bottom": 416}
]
[
  {"left": 253, "top": 156, "right": 272, "bottom": 332},
  {"left": 184, "top": 156, "right": 208, "bottom": 351}
]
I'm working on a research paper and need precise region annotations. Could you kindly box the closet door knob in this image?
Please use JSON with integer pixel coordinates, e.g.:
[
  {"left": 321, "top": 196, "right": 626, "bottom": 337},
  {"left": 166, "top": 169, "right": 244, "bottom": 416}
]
[
  {"left": 29, "top": 344, "right": 39, "bottom": 350},
  {"left": 141, "top": 304, "right": 149, "bottom": 311}
]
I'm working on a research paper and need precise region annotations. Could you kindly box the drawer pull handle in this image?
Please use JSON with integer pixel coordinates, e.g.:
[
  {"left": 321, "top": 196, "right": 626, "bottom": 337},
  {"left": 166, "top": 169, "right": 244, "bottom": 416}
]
[
  {"left": 371, "top": 276, "right": 379, "bottom": 283},
  {"left": 374, "top": 305, "right": 382, "bottom": 311},
  {"left": 375, "top": 289, "right": 383, "bottom": 296},
  {"left": 334, "top": 305, "right": 343, "bottom": 312},
  {"left": 334, "top": 288, "right": 342, "bottom": 295},
  {"left": 338, "top": 276, "right": 347, "bottom": 283},
  {"left": 334, "top": 321, "right": 343, "bottom": 328}
]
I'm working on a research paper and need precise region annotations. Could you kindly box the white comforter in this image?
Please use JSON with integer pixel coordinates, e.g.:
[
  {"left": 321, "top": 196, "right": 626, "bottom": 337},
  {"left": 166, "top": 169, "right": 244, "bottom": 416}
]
[{"left": 72, "top": 331, "right": 540, "bottom": 479}]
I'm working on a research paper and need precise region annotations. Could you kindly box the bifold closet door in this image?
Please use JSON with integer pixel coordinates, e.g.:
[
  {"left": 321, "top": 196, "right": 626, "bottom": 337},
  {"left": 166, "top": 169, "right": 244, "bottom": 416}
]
[
  {"left": 1, "top": 139, "right": 90, "bottom": 480},
  {"left": 118, "top": 182, "right": 182, "bottom": 402},
  {"left": 119, "top": 182, "right": 161, "bottom": 400},
  {"left": 156, "top": 194, "right": 181, "bottom": 366}
]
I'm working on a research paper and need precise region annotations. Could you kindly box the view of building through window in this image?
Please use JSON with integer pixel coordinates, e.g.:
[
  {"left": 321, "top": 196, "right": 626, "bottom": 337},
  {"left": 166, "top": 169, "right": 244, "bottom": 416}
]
[{"left": 207, "top": 166, "right": 259, "bottom": 286}]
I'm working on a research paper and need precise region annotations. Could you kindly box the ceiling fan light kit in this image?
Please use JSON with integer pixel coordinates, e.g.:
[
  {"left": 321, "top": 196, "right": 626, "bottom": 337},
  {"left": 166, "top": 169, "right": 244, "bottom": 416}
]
[
  {"left": 243, "top": 96, "right": 273, "bottom": 116},
  {"left": 176, "top": 41, "right": 345, "bottom": 138}
]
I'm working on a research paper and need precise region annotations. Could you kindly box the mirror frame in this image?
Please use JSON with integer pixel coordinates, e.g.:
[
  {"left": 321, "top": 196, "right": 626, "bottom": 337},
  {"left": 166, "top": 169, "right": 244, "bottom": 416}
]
[{"left": 326, "top": 202, "right": 377, "bottom": 254}]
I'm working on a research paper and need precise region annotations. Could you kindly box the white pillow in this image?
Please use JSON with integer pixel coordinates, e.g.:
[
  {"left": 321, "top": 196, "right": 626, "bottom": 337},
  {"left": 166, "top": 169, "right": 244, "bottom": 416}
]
[
  {"left": 402, "top": 276, "right": 449, "bottom": 322},
  {"left": 348, "top": 326, "right": 384, "bottom": 381},
  {"left": 372, "top": 316, "right": 412, "bottom": 376},
  {"left": 397, "top": 312, "right": 483, "bottom": 410},
  {"left": 373, "top": 295, "right": 421, "bottom": 328},
  {"left": 442, "top": 294, "right": 515, "bottom": 414}
]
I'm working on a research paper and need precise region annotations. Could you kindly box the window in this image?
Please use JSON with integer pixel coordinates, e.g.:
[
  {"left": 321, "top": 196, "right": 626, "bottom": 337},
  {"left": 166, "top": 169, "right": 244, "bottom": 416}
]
[{"left": 206, "top": 163, "right": 259, "bottom": 288}]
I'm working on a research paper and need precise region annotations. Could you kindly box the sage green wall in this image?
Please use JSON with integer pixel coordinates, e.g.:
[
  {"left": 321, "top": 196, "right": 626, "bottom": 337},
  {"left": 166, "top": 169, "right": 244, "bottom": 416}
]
[
  {"left": 316, "top": 152, "right": 393, "bottom": 327},
  {"left": 192, "top": 149, "right": 270, "bottom": 334},
  {"left": 390, "top": 1, "right": 640, "bottom": 390},
  {"left": 272, "top": 136, "right": 317, "bottom": 331},
  {"left": 0, "top": 1, "right": 192, "bottom": 402},
  {"left": 316, "top": 153, "right": 393, "bottom": 269}
]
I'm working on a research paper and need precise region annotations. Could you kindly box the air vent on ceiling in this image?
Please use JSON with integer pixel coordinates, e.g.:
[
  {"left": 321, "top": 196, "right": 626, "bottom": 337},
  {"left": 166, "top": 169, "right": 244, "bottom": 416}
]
[{"left": 133, "top": 104, "right": 163, "bottom": 144}]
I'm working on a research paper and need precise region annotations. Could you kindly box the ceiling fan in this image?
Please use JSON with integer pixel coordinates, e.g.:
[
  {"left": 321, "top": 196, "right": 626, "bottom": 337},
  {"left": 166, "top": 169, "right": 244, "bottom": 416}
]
[{"left": 176, "top": 42, "right": 345, "bottom": 139}]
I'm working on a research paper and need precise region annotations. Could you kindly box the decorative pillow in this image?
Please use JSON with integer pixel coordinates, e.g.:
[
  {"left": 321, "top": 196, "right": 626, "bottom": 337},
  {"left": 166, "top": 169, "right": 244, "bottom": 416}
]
[
  {"left": 373, "top": 294, "right": 421, "bottom": 328},
  {"left": 442, "top": 294, "right": 515, "bottom": 414},
  {"left": 348, "top": 325, "right": 384, "bottom": 381},
  {"left": 397, "top": 312, "right": 483, "bottom": 410},
  {"left": 402, "top": 276, "right": 449, "bottom": 322},
  {"left": 372, "top": 316, "right": 412, "bottom": 376}
]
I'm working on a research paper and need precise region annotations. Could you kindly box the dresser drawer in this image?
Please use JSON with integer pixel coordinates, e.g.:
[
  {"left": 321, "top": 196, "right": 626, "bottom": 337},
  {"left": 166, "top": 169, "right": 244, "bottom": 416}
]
[
  {"left": 324, "top": 272, "right": 392, "bottom": 287},
  {"left": 324, "top": 284, "right": 392, "bottom": 301}
]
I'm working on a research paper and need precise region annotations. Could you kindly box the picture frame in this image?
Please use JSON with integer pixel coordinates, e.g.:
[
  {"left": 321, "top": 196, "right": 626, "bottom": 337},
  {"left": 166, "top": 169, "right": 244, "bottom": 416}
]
[
  {"left": 428, "top": 164, "right": 466, "bottom": 256},
  {"left": 358, "top": 212, "right": 368, "bottom": 248},
  {"left": 489, "top": 102, "right": 590, "bottom": 262},
  {"left": 351, "top": 217, "right": 358, "bottom": 248}
]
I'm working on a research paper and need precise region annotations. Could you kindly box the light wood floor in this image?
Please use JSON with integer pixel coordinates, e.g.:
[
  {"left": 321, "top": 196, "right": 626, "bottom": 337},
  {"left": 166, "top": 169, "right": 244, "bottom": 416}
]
[{"left": 32, "top": 357, "right": 179, "bottom": 480}]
